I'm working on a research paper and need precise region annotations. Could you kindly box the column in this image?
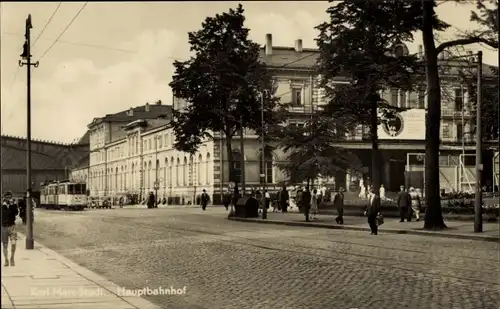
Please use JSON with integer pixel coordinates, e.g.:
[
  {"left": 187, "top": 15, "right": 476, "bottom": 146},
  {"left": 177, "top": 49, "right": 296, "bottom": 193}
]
[
  {"left": 405, "top": 91, "right": 410, "bottom": 108},
  {"left": 397, "top": 89, "right": 403, "bottom": 108},
  {"left": 384, "top": 161, "right": 391, "bottom": 189},
  {"left": 424, "top": 92, "right": 428, "bottom": 109},
  {"left": 345, "top": 170, "right": 351, "bottom": 193}
]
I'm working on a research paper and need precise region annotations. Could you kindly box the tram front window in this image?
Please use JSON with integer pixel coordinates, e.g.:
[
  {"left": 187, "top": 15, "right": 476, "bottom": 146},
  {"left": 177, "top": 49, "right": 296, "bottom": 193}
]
[{"left": 68, "top": 184, "right": 84, "bottom": 194}]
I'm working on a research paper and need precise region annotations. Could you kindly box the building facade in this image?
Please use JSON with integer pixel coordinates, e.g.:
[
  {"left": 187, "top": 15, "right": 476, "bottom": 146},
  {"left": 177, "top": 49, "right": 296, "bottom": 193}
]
[
  {"left": 72, "top": 33, "right": 499, "bottom": 204},
  {"left": 1, "top": 134, "right": 89, "bottom": 196}
]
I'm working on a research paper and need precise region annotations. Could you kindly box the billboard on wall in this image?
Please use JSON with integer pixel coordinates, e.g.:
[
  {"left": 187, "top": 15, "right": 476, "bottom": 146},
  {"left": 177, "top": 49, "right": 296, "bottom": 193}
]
[{"left": 377, "top": 109, "right": 426, "bottom": 140}]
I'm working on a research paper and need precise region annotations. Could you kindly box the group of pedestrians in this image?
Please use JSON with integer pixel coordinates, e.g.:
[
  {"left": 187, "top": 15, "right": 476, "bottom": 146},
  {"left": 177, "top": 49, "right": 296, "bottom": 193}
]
[{"left": 396, "top": 185, "right": 422, "bottom": 222}]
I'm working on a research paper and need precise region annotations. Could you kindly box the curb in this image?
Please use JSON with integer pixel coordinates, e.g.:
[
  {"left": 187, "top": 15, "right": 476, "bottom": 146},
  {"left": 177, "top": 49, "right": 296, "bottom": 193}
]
[
  {"left": 228, "top": 217, "right": 500, "bottom": 243},
  {"left": 17, "top": 233, "right": 161, "bottom": 309}
]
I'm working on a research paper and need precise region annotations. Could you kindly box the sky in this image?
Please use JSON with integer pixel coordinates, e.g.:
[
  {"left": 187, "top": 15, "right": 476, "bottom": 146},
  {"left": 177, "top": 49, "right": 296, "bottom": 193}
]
[{"left": 0, "top": 1, "right": 498, "bottom": 143}]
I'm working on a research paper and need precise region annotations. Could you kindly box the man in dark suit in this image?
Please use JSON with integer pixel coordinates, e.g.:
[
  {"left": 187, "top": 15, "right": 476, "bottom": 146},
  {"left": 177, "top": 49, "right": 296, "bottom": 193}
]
[
  {"left": 366, "top": 187, "right": 380, "bottom": 235},
  {"left": 334, "top": 187, "right": 344, "bottom": 224},
  {"left": 396, "top": 185, "right": 411, "bottom": 222}
]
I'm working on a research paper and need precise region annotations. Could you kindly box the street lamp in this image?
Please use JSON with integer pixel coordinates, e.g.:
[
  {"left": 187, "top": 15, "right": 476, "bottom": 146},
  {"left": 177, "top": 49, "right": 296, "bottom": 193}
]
[
  {"left": 261, "top": 92, "right": 267, "bottom": 220},
  {"left": 474, "top": 51, "right": 483, "bottom": 233},
  {"left": 18, "top": 14, "right": 39, "bottom": 250}
]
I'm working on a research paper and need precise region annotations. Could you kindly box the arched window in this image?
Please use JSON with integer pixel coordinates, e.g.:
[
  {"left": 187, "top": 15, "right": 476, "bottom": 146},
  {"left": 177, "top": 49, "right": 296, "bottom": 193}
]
[
  {"left": 170, "top": 157, "right": 174, "bottom": 187},
  {"left": 123, "top": 165, "right": 127, "bottom": 190},
  {"left": 131, "top": 163, "right": 135, "bottom": 190},
  {"left": 183, "top": 157, "right": 188, "bottom": 186},
  {"left": 206, "top": 153, "right": 211, "bottom": 185},
  {"left": 260, "top": 146, "right": 273, "bottom": 184},
  {"left": 164, "top": 158, "right": 168, "bottom": 187},
  {"left": 148, "top": 161, "right": 152, "bottom": 189},
  {"left": 198, "top": 154, "right": 203, "bottom": 185},
  {"left": 231, "top": 149, "right": 242, "bottom": 183},
  {"left": 115, "top": 167, "right": 119, "bottom": 190},
  {"left": 120, "top": 166, "right": 124, "bottom": 190},
  {"left": 144, "top": 162, "right": 148, "bottom": 189},
  {"left": 176, "top": 158, "right": 180, "bottom": 186},
  {"left": 156, "top": 159, "right": 160, "bottom": 186}
]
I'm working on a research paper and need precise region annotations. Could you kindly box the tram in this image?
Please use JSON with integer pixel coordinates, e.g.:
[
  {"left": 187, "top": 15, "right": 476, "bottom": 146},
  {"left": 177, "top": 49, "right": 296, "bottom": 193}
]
[{"left": 39, "top": 180, "right": 87, "bottom": 210}]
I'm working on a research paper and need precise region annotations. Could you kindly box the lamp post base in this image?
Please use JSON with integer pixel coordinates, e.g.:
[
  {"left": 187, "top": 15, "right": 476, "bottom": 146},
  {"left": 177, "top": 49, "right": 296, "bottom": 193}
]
[{"left": 25, "top": 237, "right": 34, "bottom": 250}]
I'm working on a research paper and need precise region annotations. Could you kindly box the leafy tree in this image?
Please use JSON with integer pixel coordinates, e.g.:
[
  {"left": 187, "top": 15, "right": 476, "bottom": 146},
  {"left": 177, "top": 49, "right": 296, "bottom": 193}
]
[
  {"left": 276, "top": 112, "right": 359, "bottom": 186},
  {"left": 315, "top": 1, "right": 422, "bottom": 192},
  {"left": 169, "top": 4, "right": 279, "bottom": 190},
  {"left": 420, "top": 0, "right": 497, "bottom": 229}
]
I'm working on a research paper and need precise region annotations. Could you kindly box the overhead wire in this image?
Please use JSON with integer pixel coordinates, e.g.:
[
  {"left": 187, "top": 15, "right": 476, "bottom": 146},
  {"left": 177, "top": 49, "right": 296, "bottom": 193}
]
[
  {"left": 32, "top": 2, "right": 62, "bottom": 49},
  {"left": 37, "top": 2, "right": 88, "bottom": 62},
  {"left": 8, "top": 3, "right": 62, "bottom": 88}
]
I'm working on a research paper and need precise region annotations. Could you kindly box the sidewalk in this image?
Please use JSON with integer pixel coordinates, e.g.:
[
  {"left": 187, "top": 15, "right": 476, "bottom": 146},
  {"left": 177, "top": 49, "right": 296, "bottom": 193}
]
[
  {"left": 1, "top": 234, "right": 160, "bottom": 309},
  {"left": 229, "top": 212, "right": 500, "bottom": 242},
  {"left": 115, "top": 204, "right": 225, "bottom": 209}
]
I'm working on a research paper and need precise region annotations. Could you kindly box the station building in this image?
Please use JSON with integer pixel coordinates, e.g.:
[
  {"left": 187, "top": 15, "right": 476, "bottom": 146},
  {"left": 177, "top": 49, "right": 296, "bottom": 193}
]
[{"left": 71, "top": 33, "right": 499, "bottom": 204}]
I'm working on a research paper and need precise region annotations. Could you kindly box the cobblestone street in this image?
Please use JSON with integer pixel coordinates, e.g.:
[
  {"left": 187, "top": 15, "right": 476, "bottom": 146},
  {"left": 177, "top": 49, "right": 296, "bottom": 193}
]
[{"left": 15, "top": 207, "right": 500, "bottom": 309}]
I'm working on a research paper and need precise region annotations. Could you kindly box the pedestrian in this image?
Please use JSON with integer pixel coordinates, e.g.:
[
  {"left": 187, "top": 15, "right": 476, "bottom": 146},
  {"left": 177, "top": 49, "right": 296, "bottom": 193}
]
[
  {"left": 223, "top": 192, "right": 230, "bottom": 211},
  {"left": 365, "top": 187, "right": 380, "bottom": 235},
  {"left": 396, "top": 185, "right": 411, "bottom": 222},
  {"left": 409, "top": 187, "right": 421, "bottom": 221},
  {"left": 310, "top": 189, "right": 319, "bottom": 220},
  {"left": 201, "top": 189, "right": 210, "bottom": 211},
  {"left": 18, "top": 198, "right": 26, "bottom": 225},
  {"left": 119, "top": 197, "right": 123, "bottom": 208},
  {"left": 334, "top": 187, "right": 345, "bottom": 224},
  {"left": 296, "top": 186, "right": 303, "bottom": 212},
  {"left": 279, "top": 185, "right": 289, "bottom": 213},
  {"left": 264, "top": 190, "right": 271, "bottom": 210},
  {"left": 147, "top": 192, "right": 155, "bottom": 209},
  {"left": 379, "top": 184, "right": 386, "bottom": 200},
  {"left": 231, "top": 185, "right": 240, "bottom": 212},
  {"left": 302, "top": 187, "right": 312, "bottom": 221},
  {"left": 2, "top": 197, "right": 18, "bottom": 266}
]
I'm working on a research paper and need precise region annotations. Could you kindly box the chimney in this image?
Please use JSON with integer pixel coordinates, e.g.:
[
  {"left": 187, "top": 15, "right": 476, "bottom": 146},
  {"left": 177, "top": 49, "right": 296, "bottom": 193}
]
[
  {"left": 294, "top": 39, "right": 303, "bottom": 52},
  {"left": 418, "top": 45, "right": 423, "bottom": 59},
  {"left": 127, "top": 107, "right": 134, "bottom": 116},
  {"left": 145, "top": 103, "right": 150, "bottom": 112},
  {"left": 265, "top": 33, "right": 272, "bottom": 55}
]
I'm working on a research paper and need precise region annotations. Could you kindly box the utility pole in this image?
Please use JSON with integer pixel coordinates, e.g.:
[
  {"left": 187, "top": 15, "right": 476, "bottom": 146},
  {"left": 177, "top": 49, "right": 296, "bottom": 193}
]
[
  {"left": 18, "top": 14, "right": 39, "bottom": 250},
  {"left": 261, "top": 93, "right": 267, "bottom": 219},
  {"left": 474, "top": 51, "right": 483, "bottom": 233}
]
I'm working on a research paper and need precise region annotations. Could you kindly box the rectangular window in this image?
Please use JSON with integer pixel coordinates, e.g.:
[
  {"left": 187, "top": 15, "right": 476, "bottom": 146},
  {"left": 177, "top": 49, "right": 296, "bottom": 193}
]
[
  {"left": 266, "top": 162, "right": 273, "bottom": 184},
  {"left": 418, "top": 89, "right": 426, "bottom": 109},
  {"left": 158, "top": 137, "right": 162, "bottom": 148},
  {"left": 292, "top": 88, "right": 302, "bottom": 106},
  {"left": 148, "top": 139, "right": 152, "bottom": 150},
  {"left": 391, "top": 88, "right": 398, "bottom": 106},
  {"left": 454, "top": 88, "right": 463, "bottom": 111},
  {"left": 456, "top": 122, "right": 463, "bottom": 141},
  {"left": 442, "top": 123, "right": 450, "bottom": 138}
]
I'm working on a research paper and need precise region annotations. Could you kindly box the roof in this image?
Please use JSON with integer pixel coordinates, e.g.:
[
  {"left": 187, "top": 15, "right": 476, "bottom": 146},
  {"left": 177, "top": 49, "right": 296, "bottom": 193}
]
[
  {"left": 88, "top": 103, "right": 172, "bottom": 128},
  {"left": 1, "top": 144, "right": 63, "bottom": 170},
  {"left": 72, "top": 154, "right": 89, "bottom": 170},
  {"left": 77, "top": 130, "right": 90, "bottom": 145},
  {"left": 1, "top": 135, "right": 89, "bottom": 171},
  {"left": 259, "top": 47, "right": 318, "bottom": 70},
  {"left": 258, "top": 46, "right": 498, "bottom": 78}
]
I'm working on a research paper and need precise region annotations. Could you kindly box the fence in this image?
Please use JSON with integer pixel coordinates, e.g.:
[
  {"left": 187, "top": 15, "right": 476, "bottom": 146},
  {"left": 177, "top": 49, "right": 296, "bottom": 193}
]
[{"left": 405, "top": 153, "right": 476, "bottom": 193}]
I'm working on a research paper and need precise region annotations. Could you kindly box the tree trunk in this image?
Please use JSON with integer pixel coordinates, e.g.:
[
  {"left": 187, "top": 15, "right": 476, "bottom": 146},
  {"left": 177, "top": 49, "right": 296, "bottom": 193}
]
[
  {"left": 370, "top": 91, "right": 381, "bottom": 195},
  {"left": 239, "top": 125, "right": 246, "bottom": 194},
  {"left": 422, "top": 0, "right": 447, "bottom": 229}
]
